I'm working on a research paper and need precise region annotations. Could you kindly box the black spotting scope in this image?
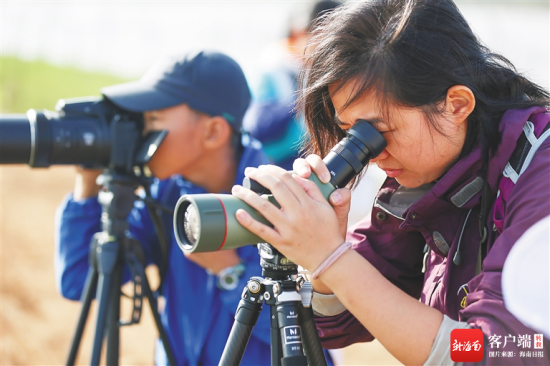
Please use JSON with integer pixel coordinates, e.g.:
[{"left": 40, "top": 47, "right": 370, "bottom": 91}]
[
  {"left": 173, "top": 119, "right": 387, "bottom": 254},
  {"left": 0, "top": 97, "right": 166, "bottom": 171}
]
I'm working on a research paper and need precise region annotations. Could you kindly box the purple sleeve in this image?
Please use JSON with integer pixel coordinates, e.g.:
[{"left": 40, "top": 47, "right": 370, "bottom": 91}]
[
  {"left": 315, "top": 211, "right": 426, "bottom": 349},
  {"left": 460, "top": 141, "right": 550, "bottom": 365}
]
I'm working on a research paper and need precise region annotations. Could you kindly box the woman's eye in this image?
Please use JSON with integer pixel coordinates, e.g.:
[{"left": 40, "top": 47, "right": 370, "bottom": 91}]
[{"left": 335, "top": 119, "right": 351, "bottom": 129}]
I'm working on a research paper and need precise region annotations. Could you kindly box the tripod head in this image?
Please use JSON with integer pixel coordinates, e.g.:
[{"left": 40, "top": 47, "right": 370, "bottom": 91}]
[{"left": 257, "top": 243, "right": 298, "bottom": 280}]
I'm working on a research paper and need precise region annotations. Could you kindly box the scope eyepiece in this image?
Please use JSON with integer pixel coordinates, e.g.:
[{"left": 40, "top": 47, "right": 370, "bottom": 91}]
[{"left": 245, "top": 120, "right": 386, "bottom": 194}]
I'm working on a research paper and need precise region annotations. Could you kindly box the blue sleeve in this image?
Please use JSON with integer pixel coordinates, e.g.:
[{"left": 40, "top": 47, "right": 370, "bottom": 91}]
[
  {"left": 54, "top": 194, "right": 102, "bottom": 300},
  {"left": 54, "top": 193, "right": 164, "bottom": 301}
]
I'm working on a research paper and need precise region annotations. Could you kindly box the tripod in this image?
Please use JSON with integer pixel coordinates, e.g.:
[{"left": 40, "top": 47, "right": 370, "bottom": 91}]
[
  {"left": 65, "top": 171, "right": 176, "bottom": 366},
  {"left": 220, "top": 243, "right": 328, "bottom": 366}
]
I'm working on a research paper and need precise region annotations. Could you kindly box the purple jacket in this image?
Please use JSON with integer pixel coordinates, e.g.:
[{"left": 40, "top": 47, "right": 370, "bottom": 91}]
[{"left": 315, "top": 107, "right": 550, "bottom": 365}]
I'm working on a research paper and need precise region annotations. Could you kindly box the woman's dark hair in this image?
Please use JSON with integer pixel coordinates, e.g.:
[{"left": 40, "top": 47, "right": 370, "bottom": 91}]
[{"left": 298, "top": 0, "right": 549, "bottom": 175}]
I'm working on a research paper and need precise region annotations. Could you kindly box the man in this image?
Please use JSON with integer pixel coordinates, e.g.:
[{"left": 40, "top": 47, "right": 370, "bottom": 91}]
[{"left": 55, "top": 50, "right": 271, "bottom": 365}]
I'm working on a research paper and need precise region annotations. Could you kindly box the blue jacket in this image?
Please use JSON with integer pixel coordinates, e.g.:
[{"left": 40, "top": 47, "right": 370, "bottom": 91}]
[{"left": 55, "top": 135, "right": 272, "bottom": 366}]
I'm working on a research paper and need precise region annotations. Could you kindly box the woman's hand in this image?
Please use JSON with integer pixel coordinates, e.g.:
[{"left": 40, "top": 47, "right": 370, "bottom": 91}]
[
  {"left": 231, "top": 159, "right": 349, "bottom": 272},
  {"left": 292, "top": 155, "right": 352, "bottom": 240}
]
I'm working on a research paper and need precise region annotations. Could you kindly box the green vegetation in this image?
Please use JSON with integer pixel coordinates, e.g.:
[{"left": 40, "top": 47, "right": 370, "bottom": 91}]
[{"left": 1, "top": 56, "right": 130, "bottom": 113}]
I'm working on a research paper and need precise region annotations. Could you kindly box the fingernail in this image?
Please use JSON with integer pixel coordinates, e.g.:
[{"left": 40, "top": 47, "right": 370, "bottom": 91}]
[
  {"left": 321, "top": 172, "right": 331, "bottom": 183},
  {"left": 232, "top": 185, "right": 242, "bottom": 194},
  {"left": 331, "top": 191, "right": 341, "bottom": 204},
  {"left": 236, "top": 209, "right": 248, "bottom": 220},
  {"left": 299, "top": 166, "right": 310, "bottom": 175},
  {"left": 244, "top": 167, "right": 254, "bottom": 175}
]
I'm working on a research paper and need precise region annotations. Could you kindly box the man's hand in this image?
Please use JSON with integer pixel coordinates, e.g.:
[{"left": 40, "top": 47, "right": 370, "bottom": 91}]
[{"left": 73, "top": 167, "right": 102, "bottom": 200}]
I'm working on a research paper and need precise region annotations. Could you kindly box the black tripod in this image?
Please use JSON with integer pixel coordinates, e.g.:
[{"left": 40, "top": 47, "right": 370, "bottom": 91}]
[
  {"left": 220, "top": 243, "right": 328, "bottom": 366},
  {"left": 65, "top": 171, "right": 176, "bottom": 366}
]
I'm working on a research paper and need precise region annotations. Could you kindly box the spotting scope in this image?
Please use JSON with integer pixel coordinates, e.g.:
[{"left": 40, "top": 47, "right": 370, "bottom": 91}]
[{"left": 173, "top": 119, "right": 387, "bottom": 253}]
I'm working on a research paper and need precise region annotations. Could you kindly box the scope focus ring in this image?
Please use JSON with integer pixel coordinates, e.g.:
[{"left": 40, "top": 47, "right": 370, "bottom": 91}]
[{"left": 332, "top": 143, "right": 363, "bottom": 174}]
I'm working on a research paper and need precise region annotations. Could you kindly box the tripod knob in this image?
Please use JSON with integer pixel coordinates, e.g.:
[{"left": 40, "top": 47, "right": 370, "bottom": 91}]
[
  {"left": 272, "top": 283, "right": 280, "bottom": 296},
  {"left": 299, "top": 282, "right": 313, "bottom": 308},
  {"left": 247, "top": 280, "right": 261, "bottom": 294}
]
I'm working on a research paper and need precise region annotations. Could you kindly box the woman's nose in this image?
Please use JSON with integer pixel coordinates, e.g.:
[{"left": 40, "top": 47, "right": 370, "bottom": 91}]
[{"left": 370, "top": 148, "right": 389, "bottom": 163}]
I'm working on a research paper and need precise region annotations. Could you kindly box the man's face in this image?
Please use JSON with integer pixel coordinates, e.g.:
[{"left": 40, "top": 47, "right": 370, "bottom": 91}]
[{"left": 143, "top": 104, "right": 206, "bottom": 180}]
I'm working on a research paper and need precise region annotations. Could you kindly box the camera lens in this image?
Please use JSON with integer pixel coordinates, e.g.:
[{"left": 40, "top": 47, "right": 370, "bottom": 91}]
[{"left": 183, "top": 204, "right": 200, "bottom": 246}]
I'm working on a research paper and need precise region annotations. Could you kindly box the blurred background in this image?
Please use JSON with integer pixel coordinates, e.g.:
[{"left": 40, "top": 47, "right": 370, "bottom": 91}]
[{"left": 1, "top": 1, "right": 548, "bottom": 365}]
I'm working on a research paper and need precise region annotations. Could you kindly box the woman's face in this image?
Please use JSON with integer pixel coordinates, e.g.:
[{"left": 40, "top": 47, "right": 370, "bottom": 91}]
[{"left": 329, "top": 81, "right": 468, "bottom": 188}]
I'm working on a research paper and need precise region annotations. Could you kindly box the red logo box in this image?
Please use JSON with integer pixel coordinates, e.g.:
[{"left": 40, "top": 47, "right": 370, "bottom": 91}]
[{"left": 451, "top": 329, "right": 484, "bottom": 362}]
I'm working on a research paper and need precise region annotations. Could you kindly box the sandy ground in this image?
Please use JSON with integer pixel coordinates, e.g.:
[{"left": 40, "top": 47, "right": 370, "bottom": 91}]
[{"left": 0, "top": 165, "right": 400, "bottom": 365}]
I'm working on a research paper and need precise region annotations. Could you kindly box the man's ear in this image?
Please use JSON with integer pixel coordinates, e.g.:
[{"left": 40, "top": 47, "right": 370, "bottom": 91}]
[
  {"left": 202, "top": 116, "right": 232, "bottom": 149},
  {"left": 446, "top": 85, "right": 475, "bottom": 126}
]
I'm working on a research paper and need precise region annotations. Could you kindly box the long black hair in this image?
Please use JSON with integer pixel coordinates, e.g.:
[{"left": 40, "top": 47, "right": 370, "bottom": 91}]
[{"left": 299, "top": 0, "right": 549, "bottom": 174}]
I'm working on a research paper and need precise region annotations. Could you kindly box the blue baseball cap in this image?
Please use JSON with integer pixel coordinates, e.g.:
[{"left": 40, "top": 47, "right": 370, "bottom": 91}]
[{"left": 101, "top": 50, "right": 251, "bottom": 129}]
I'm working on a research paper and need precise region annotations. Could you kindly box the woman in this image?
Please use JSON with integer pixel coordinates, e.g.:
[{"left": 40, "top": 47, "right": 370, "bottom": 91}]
[{"left": 231, "top": 0, "right": 550, "bottom": 365}]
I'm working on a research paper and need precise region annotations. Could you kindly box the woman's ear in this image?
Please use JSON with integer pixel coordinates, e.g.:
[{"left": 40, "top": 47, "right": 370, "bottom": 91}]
[
  {"left": 446, "top": 85, "right": 475, "bottom": 126},
  {"left": 202, "top": 116, "right": 232, "bottom": 150}
]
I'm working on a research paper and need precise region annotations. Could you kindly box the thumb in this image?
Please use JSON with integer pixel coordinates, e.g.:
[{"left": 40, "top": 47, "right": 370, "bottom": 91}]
[{"left": 329, "top": 188, "right": 351, "bottom": 238}]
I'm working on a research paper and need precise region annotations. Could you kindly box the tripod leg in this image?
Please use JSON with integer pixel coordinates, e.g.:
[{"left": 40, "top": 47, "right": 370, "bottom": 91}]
[
  {"left": 270, "top": 306, "right": 282, "bottom": 366},
  {"left": 299, "top": 305, "right": 327, "bottom": 366},
  {"left": 219, "top": 279, "right": 264, "bottom": 366},
  {"left": 66, "top": 266, "right": 98, "bottom": 366},
  {"left": 120, "top": 237, "right": 177, "bottom": 365},
  {"left": 106, "top": 265, "right": 123, "bottom": 365},
  {"left": 89, "top": 272, "right": 114, "bottom": 365},
  {"left": 138, "top": 261, "right": 177, "bottom": 365},
  {"left": 90, "top": 240, "right": 119, "bottom": 366}
]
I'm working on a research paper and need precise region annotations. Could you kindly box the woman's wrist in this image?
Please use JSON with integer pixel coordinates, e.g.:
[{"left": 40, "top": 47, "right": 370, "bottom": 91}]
[
  {"left": 311, "top": 241, "right": 352, "bottom": 280},
  {"left": 311, "top": 278, "right": 333, "bottom": 294},
  {"left": 315, "top": 248, "right": 359, "bottom": 289}
]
